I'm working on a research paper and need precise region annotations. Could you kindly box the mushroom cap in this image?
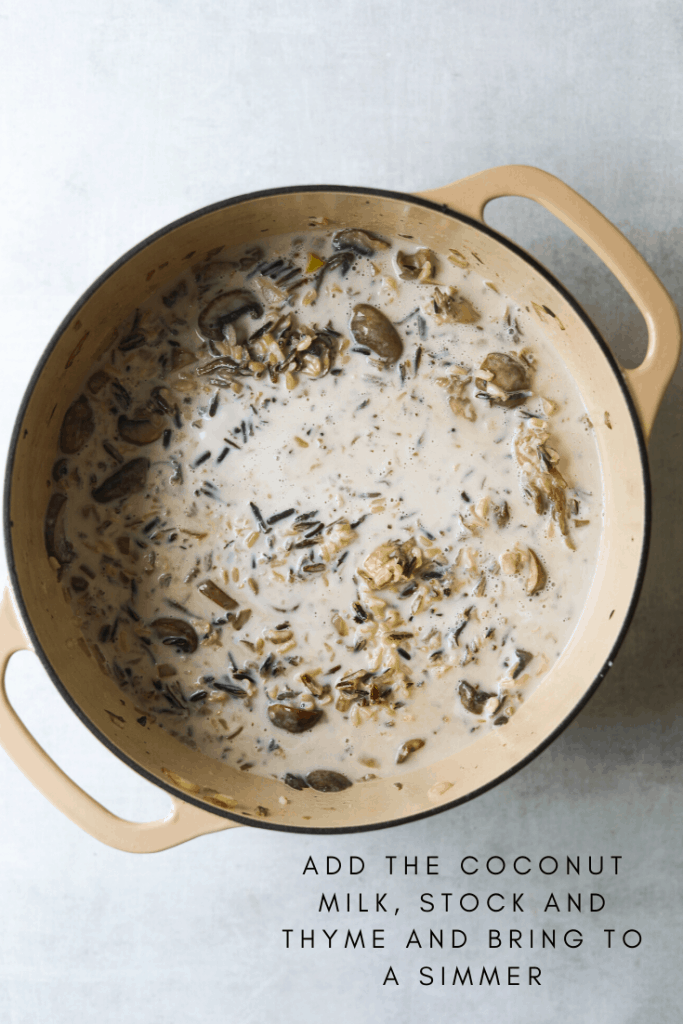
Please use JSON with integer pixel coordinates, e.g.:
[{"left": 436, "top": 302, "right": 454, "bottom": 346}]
[
  {"left": 350, "top": 304, "right": 403, "bottom": 363},
  {"left": 198, "top": 289, "right": 263, "bottom": 341}
]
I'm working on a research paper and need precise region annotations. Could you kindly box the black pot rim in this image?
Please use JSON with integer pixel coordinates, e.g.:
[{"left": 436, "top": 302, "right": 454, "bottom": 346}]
[{"left": 3, "top": 182, "right": 651, "bottom": 836}]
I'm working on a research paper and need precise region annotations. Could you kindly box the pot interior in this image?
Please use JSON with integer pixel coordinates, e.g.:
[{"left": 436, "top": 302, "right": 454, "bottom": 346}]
[{"left": 6, "top": 188, "right": 647, "bottom": 831}]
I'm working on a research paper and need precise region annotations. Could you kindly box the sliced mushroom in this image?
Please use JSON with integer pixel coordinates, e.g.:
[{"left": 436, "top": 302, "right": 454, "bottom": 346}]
[
  {"left": 283, "top": 773, "right": 309, "bottom": 790},
  {"left": 500, "top": 549, "right": 522, "bottom": 575},
  {"left": 152, "top": 618, "right": 198, "bottom": 653},
  {"left": 305, "top": 769, "right": 353, "bottom": 792},
  {"left": 198, "top": 290, "right": 263, "bottom": 341},
  {"left": 313, "top": 250, "right": 356, "bottom": 292},
  {"left": 87, "top": 370, "right": 110, "bottom": 395},
  {"left": 396, "top": 738, "right": 426, "bottom": 764},
  {"left": 267, "top": 703, "right": 322, "bottom": 733},
  {"left": 493, "top": 500, "right": 510, "bottom": 527},
  {"left": 44, "top": 493, "right": 74, "bottom": 565},
  {"left": 458, "top": 681, "right": 495, "bottom": 715},
  {"left": 293, "top": 331, "right": 335, "bottom": 379},
  {"left": 332, "top": 228, "right": 389, "bottom": 257},
  {"left": 432, "top": 287, "right": 480, "bottom": 325},
  {"left": 117, "top": 414, "right": 166, "bottom": 446},
  {"left": 396, "top": 248, "right": 437, "bottom": 281},
  {"left": 526, "top": 549, "right": 547, "bottom": 595},
  {"left": 197, "top": 579, "right": 239, "bottom": 611},
  {"left": 59, "top": 395, "right": 94, "bottom": 454},
  {"left": 52, "top": 459, "right": 69, "bottom": 483},
  {"left": 91, "top": 458, "right": 149, "bottom": 503},
  {"left": 510, "top": 649, "right": 533, "bottom": 679},
  {"left": 514, "top": 420, "right": 572, "bottom": 537},
  {"left": 360, "top": 539, "right": 419, "bottom": 589},
  {"left": 161, "top": 279, "right": 188, "bottom": 309},
  {"left": 475, "top": 352, "right": 531, "bottom": 408},
  {"left": 309, "top": 252, "right": 355, "bottom": 300},
  {"left": 351, "top": 305, "right": 403, "bottom": 363},
  {"left": 228, "top": 609, "right": 252, "bottom": 630},
  {"left": 171, "top": 347, "right": 197, "bottom": 371}
]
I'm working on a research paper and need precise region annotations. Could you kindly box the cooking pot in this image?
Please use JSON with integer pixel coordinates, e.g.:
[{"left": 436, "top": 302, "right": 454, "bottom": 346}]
[{"left": 1, "top": 165, "right": 679, "bottom": 852}]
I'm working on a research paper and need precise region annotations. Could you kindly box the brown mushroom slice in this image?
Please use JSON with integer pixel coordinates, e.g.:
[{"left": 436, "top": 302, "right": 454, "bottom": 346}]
[
  {"left": 396, "top": 738, "right": 426, "bottom": 764},
  {"left": 493, "top": 500, "right": 510, "bottom": 527},
  {"left": 351, "top": 304, "right": 403, "bottom": 363},
  {"left": 52, "top": 459, "right": 69, "bottom": 483},
  {"left": 458, "top": 681, "right": 495, "bottom": 715},
  {"left": 500, "top": 549, "right": 522, "bottom": 575},
  {"left": 87, "top": 370, "right": 110, "bottom": 395},
  {"left": 526, "top": 549, "right": 547, "bottom": 595},
  {"left": 360, "top": 538, "right": 418, "bottom": 589},
  {"left": 510, "top": 649, "right": 533, "bottom": 679},
  {"left": 198, "top": 289, "right": 263, "bottom": 341},
  {"left": 432, "top": 287, "right": 480, "bottom": 325},
  {"left": 332, "top": 229, "right": 389, "bottom": 257},
  {"left": 312, "top": 250, "right": 356, "bottom": 293},
  {"left": 396, "top": 248, "right": 437, "bottom": 281},
  {"left": 197, "top": 579, "right": 239, "bottom": 611},
  {"left": 44, "top": 493, "right": 74, "bottom": 565},
  {"left": 171, "top": 347, "right": 197, "bottom": 372},
  {"left": 161, "top": 279, "right": 188, "bottom": 309},
  {"left": 475, "top": 352, "right": 531, "bottom": 408},
  {"left": 228, "top": 609, "right": 252, "bottom": 631},
  {"left": 294, "top": 330, "right": 335, "bottom": 379},
  {"left": 91, "top": 458, "right": 149, "bottom": 504},
  {"left": 59, "top": 395, "right": 94, "bottom": 454},
  {"left": 117, "top": 413, "right": 166, "bottom": 446},
  {"left": 267, "top": 703, "right": 322, "bottom": 734},
  {"left": 152, "top": 617, "right": 199, "bottom": 653},
  {"left": 283, "top": 773, "right": 309, "bottom": 791},
  {"left": 306, "top": 769, "right": 353, "bottom": 792}
]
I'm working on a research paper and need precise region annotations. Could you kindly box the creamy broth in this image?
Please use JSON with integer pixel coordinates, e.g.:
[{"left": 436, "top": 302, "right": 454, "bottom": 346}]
[{"left": 47, "top": 227, "right": 602, "bottom": 792}]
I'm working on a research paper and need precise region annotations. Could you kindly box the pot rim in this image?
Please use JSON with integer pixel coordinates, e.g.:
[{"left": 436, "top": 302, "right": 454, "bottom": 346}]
[{"left": 3, "top": 183, "right": 651, "bottom": 833}]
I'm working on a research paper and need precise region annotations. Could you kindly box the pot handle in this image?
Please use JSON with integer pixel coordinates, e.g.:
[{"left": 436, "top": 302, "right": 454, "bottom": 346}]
[
  {"left": 0, "top": 589, "right": 239, "bottom": 853},
  {"left": 416, "top": 165, "right": 681, "bottom": 439}
]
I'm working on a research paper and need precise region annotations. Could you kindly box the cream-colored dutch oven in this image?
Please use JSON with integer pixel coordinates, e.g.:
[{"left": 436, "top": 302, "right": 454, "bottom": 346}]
[{"left": 1, "top": 166, "right": 679, "bottom": 852}]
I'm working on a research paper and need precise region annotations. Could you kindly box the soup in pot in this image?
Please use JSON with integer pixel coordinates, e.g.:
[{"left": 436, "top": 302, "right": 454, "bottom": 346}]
[{"left": 46, "top": 224, "right": 602, "bottom": 793}]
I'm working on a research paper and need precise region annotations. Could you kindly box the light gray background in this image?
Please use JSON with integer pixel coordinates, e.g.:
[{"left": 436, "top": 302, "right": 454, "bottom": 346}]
[{"left": 1, "top": 1, "right": 681, "bottom": 1022}]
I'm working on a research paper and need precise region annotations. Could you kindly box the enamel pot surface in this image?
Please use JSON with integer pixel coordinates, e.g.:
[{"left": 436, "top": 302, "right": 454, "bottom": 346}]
[{"left": 1, "top": 166, "right": 679, "bottom": 851}]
